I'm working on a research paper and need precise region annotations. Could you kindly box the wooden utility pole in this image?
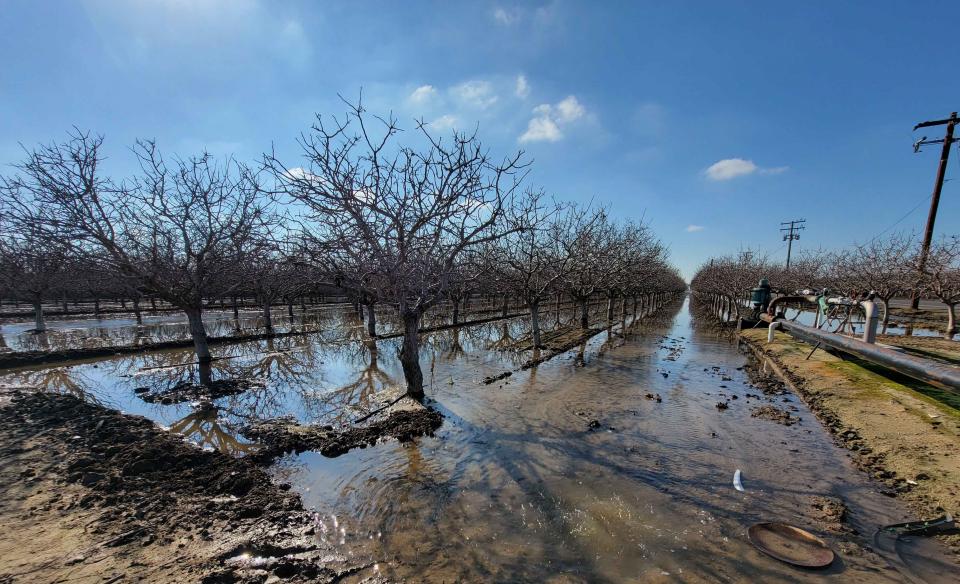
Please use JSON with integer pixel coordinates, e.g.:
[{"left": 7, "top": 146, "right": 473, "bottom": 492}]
[
  {"left": 910, "top": 112, "right": 958, "bottom": 309},
  {"left": 780, "top": 219, "right": 805, "bottom": 269}
]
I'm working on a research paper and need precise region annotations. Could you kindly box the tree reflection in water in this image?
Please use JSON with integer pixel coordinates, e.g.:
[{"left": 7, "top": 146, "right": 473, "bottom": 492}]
[
  {"left": 2, "top": 366, "right": 96, "bottom": 402},
  {"left": 295, "top": 340, "right": 398, "bottom": 427},
  {"left": 167, "top": 400, "right": 257, "bottom": 455}
]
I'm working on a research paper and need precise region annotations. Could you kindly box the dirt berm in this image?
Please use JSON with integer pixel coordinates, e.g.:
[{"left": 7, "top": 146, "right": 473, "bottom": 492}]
[
  {"left": 0, "top": 389, "right": 391, "bottom": 583},
  {"left": 741, "top": 329, "right": 960, "bottom": 554}
]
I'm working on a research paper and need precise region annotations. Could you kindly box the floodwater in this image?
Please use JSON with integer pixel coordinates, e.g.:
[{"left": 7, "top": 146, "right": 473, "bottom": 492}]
[{"left": 1, "top": 299, "right": 956, "bottom": 582}]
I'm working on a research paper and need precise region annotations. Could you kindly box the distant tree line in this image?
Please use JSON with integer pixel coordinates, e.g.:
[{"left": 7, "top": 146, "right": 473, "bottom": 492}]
[
  {"left": 690, "top": 233, "right": 960, "bottom": 338},
  {"left": 0, "top": 100, "right": 685, "bottom": 400}
]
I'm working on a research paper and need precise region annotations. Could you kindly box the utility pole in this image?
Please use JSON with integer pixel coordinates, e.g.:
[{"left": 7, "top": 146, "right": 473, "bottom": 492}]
[
  {"left": 780, "top": 219, "right": 805, "bottom": 269},
  {"left": 910, "top": 112, "right": 958, "bottom": 309}
]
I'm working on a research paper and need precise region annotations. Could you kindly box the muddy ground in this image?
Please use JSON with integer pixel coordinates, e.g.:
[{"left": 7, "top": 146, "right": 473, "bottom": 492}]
[
  {"left": 244, "top": 403, "right": 443, "bottom": 463},
  {"left": 741, "top": 329, "right": 960, "bottom": 554},
  {"left": 0, "top": 389, "right": 392, "bottom": 584}
]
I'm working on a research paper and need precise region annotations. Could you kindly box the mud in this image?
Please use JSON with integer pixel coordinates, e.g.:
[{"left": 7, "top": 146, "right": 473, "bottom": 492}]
[
  {"left": 751, "top": 404, "right": 801, "bottom": 426},
  {"left": 243, "top": 406, "right": 443, "bottom": 463},
  {"left": 135, "top": 378, "right": 263, "bottom": 405},
  {"left": 0, "top": 389, "right": 386, "bottom": 583},
  {"left": 741, "top": 329, "right": 960, "bottom": 554}
]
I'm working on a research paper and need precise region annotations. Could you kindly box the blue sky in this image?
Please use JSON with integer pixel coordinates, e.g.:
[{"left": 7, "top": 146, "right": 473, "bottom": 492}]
[{"left": 2, "top": 1, "right": 958, "bottom": 279}]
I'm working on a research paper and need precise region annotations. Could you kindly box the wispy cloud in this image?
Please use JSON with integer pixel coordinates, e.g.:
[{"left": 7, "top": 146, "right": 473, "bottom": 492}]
[
  {"left": 685, "top": 224, "right": 705, "bottom": 233},
  {"left": 408, "top": 84, "right": 436, "bottom": 104},
  {"left": 429, "top": 114, "right": 458, "bottom": 130},
  {"left": 515, "top": 74, "right": 530, "bottom": 99},
  {"left": 519, "top": 95, "right": 586, "bottom": 143},
  {"left": 451, "top": 80, "right": 498, "bottom": 109},
  {"left": 493, "top": 7, "right": 519, "bottom": 25},
  {"left": 705, "top": 158, "right": 789, "bottom": 181}
]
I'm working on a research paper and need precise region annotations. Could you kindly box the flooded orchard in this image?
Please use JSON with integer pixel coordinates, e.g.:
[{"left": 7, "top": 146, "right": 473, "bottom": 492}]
[{"left": 3, "top": 299, "right": 954, "bottom": 583}]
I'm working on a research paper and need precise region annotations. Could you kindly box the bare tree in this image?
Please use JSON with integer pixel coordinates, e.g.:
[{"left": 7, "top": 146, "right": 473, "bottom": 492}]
[
  {"left": 267, "top": 100, "right": 527, "bottom": 400},
  {"left": 494, "top": 189, "right": 568, "bottom": 347},
  {"left": 920, "top": 236, "right": 960, "bottom": 339},
  {"left": 0, "top": 224, "right": 68, "bottom": 332},
  {"left": 835, "top": 234, "right": 915, "bottom": 333},
  {"left": 1, "top": 132, "right": 272, "bottom": 363}
]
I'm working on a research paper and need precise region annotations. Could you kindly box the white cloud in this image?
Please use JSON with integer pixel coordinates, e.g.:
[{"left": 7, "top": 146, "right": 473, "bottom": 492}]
[
  {"left": 451, "top": 80, "right": 498, "bottom": 109},
  {"left": 555, "top": 96, "right": 585, "bottom": 123},
  {"left": 519, "top": 116, "right": 562, "bottom": 143},
  {"left": 760, "top": 166, "right": 790, "bottom": 175},
  {"left": 705, "top": 158, "right": 789, "bottom": 181},
  {"left": 705, "top": 158, "right": 758, "bottom": 181},
  {"left": 408, "top": 85, "right": 436, "bottom": 104},
  {"left": 685, "top": 224, "right": 705, "bottom": 233},
  {"left": 519, "top": 95, "right": 586, "bottom": 143},
  {"left": 493, "top": 7, "right": 519, "bottom": 25},
  {"left": 515, "top": 75, "right": 530, "bottom": 99},
  {"left": 430, "top": 114, "right": 458, "bottom": 130}
]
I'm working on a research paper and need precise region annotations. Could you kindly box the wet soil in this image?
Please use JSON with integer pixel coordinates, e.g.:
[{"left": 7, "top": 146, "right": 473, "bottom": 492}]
[
  {"left": 750, "top": 404, "right": 801, "bottom": 426},
  {"left": 0, "top": 389, "right": 385, "bottom": 583},
  {"left": 243, "top": 403, "right": 443, "bottom": 463},
  {"left": 135, "top": 378, "right": 263, "bottom": 405},
  {"left": 741, "top": 329, "right": 960, "bottom": 554}
]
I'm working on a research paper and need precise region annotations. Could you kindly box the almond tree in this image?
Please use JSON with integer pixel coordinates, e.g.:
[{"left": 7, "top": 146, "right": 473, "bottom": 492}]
[
  {"left": 267, "top": 100, "right": 526, "bottom": 401},
  {"left": 494, "top": 189, "right": 568, "bottom": 347},
  {"left": 835, "top": 234, "right": 915, "bottom": 333},
  {"left": 1, "top": 132, "right": 271, "bottom": 363},
  {"left": 921, "top": 236, "right": 960, "bottom": 339},
  {"left": 0, "top": 224, "right": 68, "bottom": 332}
]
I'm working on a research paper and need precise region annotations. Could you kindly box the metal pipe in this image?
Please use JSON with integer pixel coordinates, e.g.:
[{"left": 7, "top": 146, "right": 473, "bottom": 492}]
[
  {"left": 772, "top": 319, "right": 960, "bottom": 392},
  {"left": 767, "top": 321, "right": 780, "bottom": 343},
  {"left": 862, "top": 301, "right": 878, "bottom": 344}
]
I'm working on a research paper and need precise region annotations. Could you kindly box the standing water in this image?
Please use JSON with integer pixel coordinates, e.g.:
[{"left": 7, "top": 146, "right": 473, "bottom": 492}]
[
  {"left": 272, "top": 299, "right": 957, "bottom": 583},
  {"left": 1, "top": 299, "right": 954, "bottom": 582}
]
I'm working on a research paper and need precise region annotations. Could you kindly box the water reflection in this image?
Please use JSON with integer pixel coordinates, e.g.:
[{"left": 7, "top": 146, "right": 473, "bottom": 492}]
[
  {"left": 167, "top": 401, "right": 257, "bottom": 455},
  {"left": 1, "top": 300, "right": 955, "bottom": 582}
]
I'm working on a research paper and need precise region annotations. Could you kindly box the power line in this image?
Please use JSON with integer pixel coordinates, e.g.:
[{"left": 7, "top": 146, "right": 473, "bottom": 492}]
[{"left": 863, "top": 192, "right": 932, "bottom": 245}]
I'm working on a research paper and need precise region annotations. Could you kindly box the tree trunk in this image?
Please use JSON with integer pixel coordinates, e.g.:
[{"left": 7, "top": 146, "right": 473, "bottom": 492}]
[
  {"left": 133, "top": 297, "right": 142, "bottom": 325},
  {"left": 946, "top": 302, "right": 957, "bottom": 339},
  {"left": 198, "top": 361, "right": 213, "bottom": 386},
  {"left": 606, "top": 296, "right": 614, "bottom": 321},
  {"left": 287, "top": 299, "right": 294, "bottom": 319},
  {"left": 262, "top": 299, "right": 273, "bottom": 332},
  {"left": 452, "top": 299, "right": 460, "bottom": 325},
  {"left": 530, "top": 301, "right": 542, "bottom": 348},
  {"left": 554, "top": 292, "right": 562, "bottom": 325},
  {"left": 150, "top": 297, "right": 157, "bottom": 311},
  {"left": 185, "top": 308, "right": 212, "bottom": 363},
  {"left": 399, "top": 312, "right": 424, "bottom": 401},
  {"left": 366, "top": 303, "right": 377, "bottom": 337},
  {"left": 33, "top": 298, "right": 46, "bottom": 332},
  {"left": 579, "top": 298, "right": 589, "bottom": 329},
  {"left": 61, "top": 296, "right": 68, "bottom": 314},
  {"left": 501, "top": 295, "right": 509, "bottom": 318},
  {"left": 120, "top": 297, "right": 127, "bottom": 309},
  {"left": 93, "top": 297, "right": 100, "bottom": 316}
]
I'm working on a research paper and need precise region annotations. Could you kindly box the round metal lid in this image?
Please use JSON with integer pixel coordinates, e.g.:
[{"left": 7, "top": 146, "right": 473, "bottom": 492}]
[{"left": 747, "top": 522, "right": 835, "bottom": 568}]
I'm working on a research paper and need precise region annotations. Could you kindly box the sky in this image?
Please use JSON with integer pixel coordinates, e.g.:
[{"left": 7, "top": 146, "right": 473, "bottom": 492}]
[{"left": 2, "top": 0, "right": 959, "bottom": 280}]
